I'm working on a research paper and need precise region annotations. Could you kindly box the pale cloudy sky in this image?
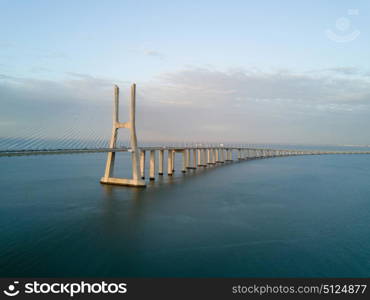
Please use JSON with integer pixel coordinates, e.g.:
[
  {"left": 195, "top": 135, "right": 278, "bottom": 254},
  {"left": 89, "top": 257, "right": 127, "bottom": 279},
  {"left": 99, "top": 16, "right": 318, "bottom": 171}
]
[{"left": 1, "top": 0, "right": 370, "bottom": 147}]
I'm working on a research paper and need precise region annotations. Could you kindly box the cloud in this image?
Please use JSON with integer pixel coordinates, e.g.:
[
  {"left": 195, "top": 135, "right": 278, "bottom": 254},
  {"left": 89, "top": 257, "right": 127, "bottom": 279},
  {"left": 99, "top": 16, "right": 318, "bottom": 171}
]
[
  {"left": 144, "top": 67, "right": 370, "bottom": 109},
  {"left": 137, "top": 68, "right": 370, "bottom": 144},
  {"left": 324, "top": 67, "right": 360, "bottom": 75},
  {"left": 308, "top": 66, "right": 370, "bottom": 77},
  {"left": 1, "top": 67, "right": 370, "bottom": 148},
  {"left": 143, "top": 49, "right": 165, "bottom": 59},
  {"left": 129, "top": 47, "right": 166, "bottom": 60}
]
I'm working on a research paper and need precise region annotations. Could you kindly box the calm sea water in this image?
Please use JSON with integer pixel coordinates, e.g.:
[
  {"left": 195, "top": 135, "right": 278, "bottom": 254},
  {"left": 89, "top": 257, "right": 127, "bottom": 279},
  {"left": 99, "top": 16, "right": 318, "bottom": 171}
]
[{"left": 0, "top": 152, "right": 369, "bottom": 277}]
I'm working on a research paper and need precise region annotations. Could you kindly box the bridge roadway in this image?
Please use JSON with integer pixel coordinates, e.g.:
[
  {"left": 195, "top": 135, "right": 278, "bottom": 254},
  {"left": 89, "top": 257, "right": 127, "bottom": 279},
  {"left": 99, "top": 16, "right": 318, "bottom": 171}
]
[
  {"left": 0, "top": 147, "right": 129, "bottom": 157},
  {"left": 2, "top": 146, "right": 370, "bottom": 158},
  {"left": 0, "top": 146, "right": 370, "bottom": 158}
]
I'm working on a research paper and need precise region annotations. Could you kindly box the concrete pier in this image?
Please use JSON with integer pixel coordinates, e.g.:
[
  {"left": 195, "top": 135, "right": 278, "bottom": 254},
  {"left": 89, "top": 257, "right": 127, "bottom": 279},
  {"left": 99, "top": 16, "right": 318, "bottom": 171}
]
[
  {"left": 200, "top": 149, "right": 207, "bottom": 167},
  {"left": 149, "top": 150, "right": 155, "bottom": 180},
  {"left": 167, "top": 150, "right": 173, "bottom": 176},
  {"left": 220, "top": 149, "right": 225, "bottom": 163},
  {"left": 226, "top": 149, "right": 232, "bottom": 161},
  {"left": 185, "top": 149, "right": 191, "bottom": 169},
  {"left": 215, "top": 149, "right": 220, "bottom": 162},
  {"left": 197, "top": 149, "right": 202, "bottom": 167},
  {"left": 140, "top": 150, "right": 146, "bottom": 179},
  {"left": 192, "top": 149, "right": 197, "bottom": 169},
  {"left": 172, "top": 150, "right": 176, "bottom": 172},
  {"left": 158, "top": 149, "right": 164, "bottom": 175},
  {"left": 182, "top": 151, "right": 186, "bottom": 173},
  {"left": 207, "top": 149, "right": 211, "bottom": 164}
]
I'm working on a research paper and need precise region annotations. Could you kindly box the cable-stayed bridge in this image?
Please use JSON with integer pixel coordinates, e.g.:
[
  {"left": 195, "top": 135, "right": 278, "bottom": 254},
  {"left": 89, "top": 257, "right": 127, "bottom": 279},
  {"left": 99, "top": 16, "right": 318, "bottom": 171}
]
[{"left": 2, "top": 84, "right": 370, "bottom": 187}]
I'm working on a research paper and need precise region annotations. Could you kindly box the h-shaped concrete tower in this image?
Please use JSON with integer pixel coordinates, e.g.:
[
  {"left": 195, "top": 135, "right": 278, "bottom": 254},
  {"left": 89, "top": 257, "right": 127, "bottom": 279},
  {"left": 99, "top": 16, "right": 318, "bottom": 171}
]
[{"left": 100, "top": 84, "right": 146, "bottom": 187}]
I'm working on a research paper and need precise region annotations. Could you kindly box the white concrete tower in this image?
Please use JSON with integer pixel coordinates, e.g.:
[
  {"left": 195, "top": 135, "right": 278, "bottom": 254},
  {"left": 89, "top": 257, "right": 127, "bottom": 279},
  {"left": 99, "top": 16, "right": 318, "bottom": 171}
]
[{"left": 100, "top": 84, "right": 146, "bottom": 187}]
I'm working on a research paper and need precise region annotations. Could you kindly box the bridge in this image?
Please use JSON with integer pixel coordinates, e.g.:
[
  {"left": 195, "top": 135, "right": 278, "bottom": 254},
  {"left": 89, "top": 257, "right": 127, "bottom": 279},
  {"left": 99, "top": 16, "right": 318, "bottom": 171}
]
[
  {"left": 98, "top": 84, "right": 370, "bottom": 187},
  {"left": 2, "top": 83, "right": 370, "bottom": 187}
]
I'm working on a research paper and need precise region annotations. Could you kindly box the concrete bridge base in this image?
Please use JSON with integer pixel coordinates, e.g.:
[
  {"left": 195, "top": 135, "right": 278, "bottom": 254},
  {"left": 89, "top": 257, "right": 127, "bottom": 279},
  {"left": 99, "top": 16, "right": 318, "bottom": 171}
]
[{"left": 100, "top": 177, "right": 146, "bottom": 187}]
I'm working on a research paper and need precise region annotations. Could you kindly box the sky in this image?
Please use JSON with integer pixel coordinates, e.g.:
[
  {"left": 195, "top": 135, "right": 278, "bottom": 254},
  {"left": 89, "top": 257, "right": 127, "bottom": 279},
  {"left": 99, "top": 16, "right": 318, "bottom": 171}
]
[{"left": 1, "top": 0, "right": 370, "bottom": 147}]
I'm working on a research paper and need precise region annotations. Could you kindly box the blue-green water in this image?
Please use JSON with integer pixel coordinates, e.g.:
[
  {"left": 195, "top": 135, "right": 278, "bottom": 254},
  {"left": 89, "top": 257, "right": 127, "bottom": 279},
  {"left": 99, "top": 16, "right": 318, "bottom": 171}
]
[{"left": 0, "top": 153, "right": 369, "bottom": 277}]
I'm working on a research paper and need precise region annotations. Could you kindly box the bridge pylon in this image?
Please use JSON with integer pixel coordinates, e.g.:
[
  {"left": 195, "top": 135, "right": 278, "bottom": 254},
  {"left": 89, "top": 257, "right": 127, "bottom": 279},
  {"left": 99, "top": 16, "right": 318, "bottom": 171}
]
[{"left": 100, "top": 84, "right": 146, "bottom": 187}]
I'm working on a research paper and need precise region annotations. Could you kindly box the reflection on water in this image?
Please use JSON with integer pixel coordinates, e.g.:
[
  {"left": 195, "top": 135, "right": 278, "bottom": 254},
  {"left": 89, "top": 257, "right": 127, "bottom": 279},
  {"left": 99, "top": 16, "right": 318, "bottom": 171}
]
[{"left": 0, "top": 152, "right": 370, "bottom": 277}]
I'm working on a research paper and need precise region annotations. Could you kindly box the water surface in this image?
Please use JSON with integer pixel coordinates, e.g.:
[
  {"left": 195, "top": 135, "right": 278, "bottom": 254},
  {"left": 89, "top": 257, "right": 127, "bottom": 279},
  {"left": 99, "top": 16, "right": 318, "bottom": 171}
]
[{"left": 0, "top": 153, "right": 369, "bottom": 277}]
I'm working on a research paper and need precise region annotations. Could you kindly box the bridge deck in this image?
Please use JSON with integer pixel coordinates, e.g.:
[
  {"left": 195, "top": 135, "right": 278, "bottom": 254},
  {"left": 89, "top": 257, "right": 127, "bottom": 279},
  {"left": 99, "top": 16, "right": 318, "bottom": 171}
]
[{"left": 1, "top": 147, "right": 370, "bottom": 157}]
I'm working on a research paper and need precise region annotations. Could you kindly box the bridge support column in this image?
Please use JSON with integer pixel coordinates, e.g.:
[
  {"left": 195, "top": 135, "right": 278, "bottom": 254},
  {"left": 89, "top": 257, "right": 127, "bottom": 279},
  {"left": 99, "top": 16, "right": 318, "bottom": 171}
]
[
  {"left": 172, "top": 150, "right": 176, "bottom": 172},
  {"left": 207, "top": 149, "right": 211, "bottom": 164},
  {"left": 140, "top": 150, "right": 146, "bottom": 179},
  {"left": 149, "top": 150, "right": 155, "bottom": 180},
  {"left": 215, "top": 149, "right": 220, "bottom": 162},
  {"left": 185, "top": 149, "right": 190, "bottom": 169},
  {"left": 167, "top": 150, "right": 173, "bottom": 176},
  {"left": 197, "top": 149, "right": 202, "bottom": 166},
  {"left": 158, "top": 149, "right": 164, "bottom": 175},
  {"left": 201, "top": 149, "right": 207, "bottom": 167},
  {"left": 182, "top": 151, "right": 186, "bottom": 173},
  {"left": 226, "top": 149, "right": 232, "bottom": 161},
  {"left": 186, "top": 149, "right": 193, "bottom": 169},
  {"left": 222, "top": 149, "right": 225, "bottom": 163},
  {"left": 192, "top": 149, "right": 197, "bottom": 169},
  {"left": 102, "top": 128, "right": 117, "bottom": 179}
]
